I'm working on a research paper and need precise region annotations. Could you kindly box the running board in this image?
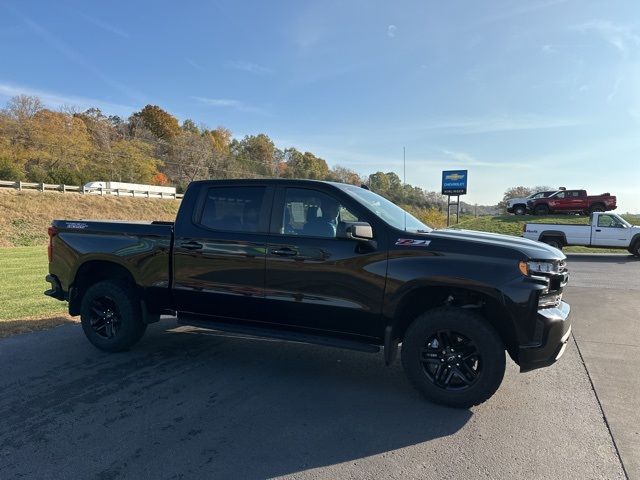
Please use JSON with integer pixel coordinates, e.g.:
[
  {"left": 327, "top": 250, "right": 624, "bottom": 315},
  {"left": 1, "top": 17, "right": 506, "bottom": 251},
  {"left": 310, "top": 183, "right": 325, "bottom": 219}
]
[{"left": 177, "top": 317, "right": 381, "bottom": 353}]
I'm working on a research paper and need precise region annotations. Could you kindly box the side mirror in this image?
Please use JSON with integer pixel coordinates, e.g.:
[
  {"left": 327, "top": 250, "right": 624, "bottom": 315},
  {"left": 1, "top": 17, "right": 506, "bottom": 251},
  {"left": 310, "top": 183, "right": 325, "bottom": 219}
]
[{"left": 338, "top": 221, "right": 374, "bottom": 240}]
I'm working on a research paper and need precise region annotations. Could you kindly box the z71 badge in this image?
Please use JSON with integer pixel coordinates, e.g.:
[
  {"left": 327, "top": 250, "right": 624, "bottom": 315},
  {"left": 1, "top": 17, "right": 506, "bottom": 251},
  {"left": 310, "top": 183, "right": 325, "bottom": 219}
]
[
  {"left": 396, "top": 238, "right": 431, "bottom": 246},
  {"left": 65, "top": 222, "right": 89, "bottom": 229}
]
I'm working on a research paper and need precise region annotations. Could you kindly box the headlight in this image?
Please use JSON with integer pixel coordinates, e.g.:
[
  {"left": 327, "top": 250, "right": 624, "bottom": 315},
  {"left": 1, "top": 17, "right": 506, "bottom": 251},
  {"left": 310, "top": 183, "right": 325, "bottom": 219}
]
[{"left": 519, "top": 260, "right": 560, "bottom": 276}]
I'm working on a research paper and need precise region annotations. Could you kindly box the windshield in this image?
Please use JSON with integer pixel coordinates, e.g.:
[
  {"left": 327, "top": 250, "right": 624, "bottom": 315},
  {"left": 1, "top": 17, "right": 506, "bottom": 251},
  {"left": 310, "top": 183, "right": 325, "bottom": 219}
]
[
  {"left": 340, "top": 185, "right": 432, "bottom": 233},
  {"left": 616, "top": 215, "right": 632, "bottom": 227}
]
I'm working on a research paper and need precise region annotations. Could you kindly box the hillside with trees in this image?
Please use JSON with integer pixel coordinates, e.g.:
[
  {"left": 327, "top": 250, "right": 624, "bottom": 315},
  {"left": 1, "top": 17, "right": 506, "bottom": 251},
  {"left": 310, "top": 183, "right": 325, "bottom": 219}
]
[{"left": 0, "top": 95, "right": 457, "bottom": 213}]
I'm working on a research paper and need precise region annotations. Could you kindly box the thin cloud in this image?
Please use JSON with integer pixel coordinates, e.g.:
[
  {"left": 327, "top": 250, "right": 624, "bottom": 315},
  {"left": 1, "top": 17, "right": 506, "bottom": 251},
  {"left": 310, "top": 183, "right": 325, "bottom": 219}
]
[
  {"left": 191, "top": 96, "right": 268, "bottom": 115},
  {"left": 408, "top": 114, "right": 585, "bottom": 135},
  {"left": 473, "top": 0, "right": 568, "bottom": 26},
  {"left": 5, "top": 5, "right": 144, "bottom": 103},
  {"left": 387, "top": 25, "right": 397, "bottom": 38},
  {"left": 574, "top": 20, "right": 640, "bottom": 58},
  {"left": 185, "top": 58, "right": 205, "bottom": 71},
  {"left": 0, "top": 82, "right": 136, "bottom": 117},
  {"left": 74, "top": 10, "right": 129, "bottom": 39},
  {"left": 441, "top": 149, "right": 532, "bottom": 169},
  {"left": 541, "top": 44, "right": 556, "bottom": 54},
  {"left": 226, "top": 60, "right": 273, "bottom": 75}
]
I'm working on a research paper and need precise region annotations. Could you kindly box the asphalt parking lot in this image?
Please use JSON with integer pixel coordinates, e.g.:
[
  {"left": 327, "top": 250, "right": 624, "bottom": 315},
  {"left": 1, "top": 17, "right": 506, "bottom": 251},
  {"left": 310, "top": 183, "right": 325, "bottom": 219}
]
[{"left": 0, "top": 255, "right": 637, "bottom": 479}]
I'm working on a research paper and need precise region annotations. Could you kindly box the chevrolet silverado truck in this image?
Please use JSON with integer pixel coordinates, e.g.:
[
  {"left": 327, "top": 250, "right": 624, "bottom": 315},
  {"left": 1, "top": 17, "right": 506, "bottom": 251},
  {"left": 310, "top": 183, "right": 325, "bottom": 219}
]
[
  {"left": 528, "top": 189, "right": 616, "bottom": 215},
  {"left": 523, "top": 211, "right": 640, "bottom": 255},
  {"left": 45, "top": 179, "right": 572, "bottom": 408},
  {"left": 506, "top": 190, "right": 559, "bottom": 215}
]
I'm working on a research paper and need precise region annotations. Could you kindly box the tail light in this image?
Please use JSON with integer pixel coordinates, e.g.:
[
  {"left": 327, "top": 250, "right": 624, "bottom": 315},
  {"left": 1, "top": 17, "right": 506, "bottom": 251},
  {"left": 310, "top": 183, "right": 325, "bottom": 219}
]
[{"left": 47, "top": 226, "right": 57, "bottom": 262}]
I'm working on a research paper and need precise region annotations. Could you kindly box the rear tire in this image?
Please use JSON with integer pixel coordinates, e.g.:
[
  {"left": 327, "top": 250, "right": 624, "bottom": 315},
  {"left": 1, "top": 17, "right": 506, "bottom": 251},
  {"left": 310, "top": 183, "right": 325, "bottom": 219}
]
[
  {"left": 534, "top": 205, "right": 549, "bottom": 216},
  {"left": 542, "top": 237, "right": 563, "bottom": 250},
  {"left": 80, "top": 280, "right": 147, "bottom": 352},
  {"left": 401, "top": 307, "right": 506, "bottom": 408}
]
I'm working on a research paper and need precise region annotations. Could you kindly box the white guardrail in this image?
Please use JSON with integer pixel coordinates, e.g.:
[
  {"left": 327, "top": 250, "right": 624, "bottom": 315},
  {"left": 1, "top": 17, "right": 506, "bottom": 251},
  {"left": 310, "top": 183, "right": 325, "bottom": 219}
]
[{"left": 0, "top": 180, "right": 183, "bottom": 199}]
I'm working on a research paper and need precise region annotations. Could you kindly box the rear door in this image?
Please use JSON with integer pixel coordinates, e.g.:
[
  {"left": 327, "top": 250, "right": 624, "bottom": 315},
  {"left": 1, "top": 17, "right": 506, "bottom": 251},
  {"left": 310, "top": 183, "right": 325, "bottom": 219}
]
[
  {"left": 263, "top": 186, "right": 388, "bottom": 339},
  {"left": 172, "top": 183, "right": 274, "bottom": 320},
  {"left": 591, "top": 214, "right": 631, "bottom": 247}
]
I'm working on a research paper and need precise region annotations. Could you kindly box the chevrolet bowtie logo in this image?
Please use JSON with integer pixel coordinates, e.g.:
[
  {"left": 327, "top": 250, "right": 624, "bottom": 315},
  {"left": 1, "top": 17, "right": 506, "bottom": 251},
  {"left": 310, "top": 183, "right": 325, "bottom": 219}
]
[{"left": 445, "top": 173, "right": 465, "bottom": 181}]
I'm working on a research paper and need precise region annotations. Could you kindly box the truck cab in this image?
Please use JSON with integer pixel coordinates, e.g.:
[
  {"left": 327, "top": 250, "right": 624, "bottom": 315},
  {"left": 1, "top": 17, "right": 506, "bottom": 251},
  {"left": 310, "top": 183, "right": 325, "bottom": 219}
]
[{"left": 591, "top": 213, "right": 640, "bottom": 248}]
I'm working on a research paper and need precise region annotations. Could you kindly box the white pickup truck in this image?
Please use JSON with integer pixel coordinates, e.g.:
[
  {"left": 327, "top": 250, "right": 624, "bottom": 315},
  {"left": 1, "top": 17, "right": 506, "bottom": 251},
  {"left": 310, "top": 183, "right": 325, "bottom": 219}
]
[{"left": 522, "top": 212, "right": 640, "bottom": 256}]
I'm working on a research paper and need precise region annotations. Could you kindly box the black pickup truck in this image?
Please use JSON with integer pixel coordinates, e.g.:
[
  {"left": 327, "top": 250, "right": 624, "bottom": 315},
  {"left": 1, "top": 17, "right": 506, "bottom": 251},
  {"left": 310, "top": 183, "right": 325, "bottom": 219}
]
[{"left": 45, "top": 179, "right": 572, "bottom": 408}]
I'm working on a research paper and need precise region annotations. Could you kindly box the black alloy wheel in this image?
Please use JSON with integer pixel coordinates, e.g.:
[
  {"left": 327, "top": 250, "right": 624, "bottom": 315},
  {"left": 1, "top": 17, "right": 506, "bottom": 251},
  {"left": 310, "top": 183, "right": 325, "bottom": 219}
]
[
  {"left": 88, "top": 295, "right": 122, "bottom": 339},
  {"left": 420, "top": 330, "right": 481, "bottom": 390},
  {"left": 80, "top": 280, "right": 147, "bottom": 352}
]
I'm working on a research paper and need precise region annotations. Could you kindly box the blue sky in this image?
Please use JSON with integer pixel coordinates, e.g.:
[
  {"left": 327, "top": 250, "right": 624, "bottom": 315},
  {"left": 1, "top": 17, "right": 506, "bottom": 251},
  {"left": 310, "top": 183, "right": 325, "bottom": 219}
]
[{"left": 1, "top": 0, "right": 639, "bottom": 211}]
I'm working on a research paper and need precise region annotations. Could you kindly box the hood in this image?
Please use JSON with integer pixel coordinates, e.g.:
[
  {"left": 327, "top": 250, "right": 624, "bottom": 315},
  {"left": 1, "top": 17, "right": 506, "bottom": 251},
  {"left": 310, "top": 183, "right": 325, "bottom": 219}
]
[
  {"left": 506, "top": 196, "right": 528, "bottom": 205},
  {"left": 429, "top": 228, "right": 565, "bottom": 260}
]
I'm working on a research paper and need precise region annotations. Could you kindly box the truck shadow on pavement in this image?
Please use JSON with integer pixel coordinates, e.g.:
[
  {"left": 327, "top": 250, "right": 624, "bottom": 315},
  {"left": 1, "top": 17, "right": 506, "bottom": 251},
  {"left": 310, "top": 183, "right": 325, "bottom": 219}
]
[{"left": 0, "top": 322, "right": 472, "bottom": 479}]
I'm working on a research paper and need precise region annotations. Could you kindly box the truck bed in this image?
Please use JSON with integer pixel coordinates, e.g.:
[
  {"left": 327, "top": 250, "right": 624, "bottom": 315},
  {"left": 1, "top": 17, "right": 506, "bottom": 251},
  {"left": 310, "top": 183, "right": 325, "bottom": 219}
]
[
  {"left": 524, "top": 223, "right": 591, "bottom": 245},
  {"left": 48, "top": 219, "right": 175, "bottom": 312}
]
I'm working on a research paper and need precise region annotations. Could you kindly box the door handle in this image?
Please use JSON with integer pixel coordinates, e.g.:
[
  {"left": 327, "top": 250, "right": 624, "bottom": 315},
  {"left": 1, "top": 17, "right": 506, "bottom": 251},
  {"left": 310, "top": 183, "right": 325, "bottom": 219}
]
[
  {"left": 271, "top": 248, "right": 297, "bottom": 257},
  {"left": 180, "top": 241, "right": 203, "bottom": 250},
  {"left": 595, "top": 229, "right": 601, "bottom": 232}
]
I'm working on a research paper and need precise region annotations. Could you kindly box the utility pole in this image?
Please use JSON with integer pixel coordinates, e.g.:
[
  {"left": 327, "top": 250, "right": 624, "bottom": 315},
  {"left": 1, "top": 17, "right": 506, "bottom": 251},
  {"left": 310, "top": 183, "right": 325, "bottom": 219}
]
[
  {"left": 403, "top": 147, "right": 407, "bottom": 231},
  {"left": 403, "top": 146, "right": 406, "bottom": 186}
]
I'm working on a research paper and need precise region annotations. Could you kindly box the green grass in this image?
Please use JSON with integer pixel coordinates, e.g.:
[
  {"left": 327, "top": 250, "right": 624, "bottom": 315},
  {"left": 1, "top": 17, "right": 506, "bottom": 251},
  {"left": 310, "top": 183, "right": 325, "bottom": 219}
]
[
  {"left": 453, "top": 214, "right": 639, "bottom": 253},
  {"left": 0, "top": 246, "right": 67, "bottom": 320}
]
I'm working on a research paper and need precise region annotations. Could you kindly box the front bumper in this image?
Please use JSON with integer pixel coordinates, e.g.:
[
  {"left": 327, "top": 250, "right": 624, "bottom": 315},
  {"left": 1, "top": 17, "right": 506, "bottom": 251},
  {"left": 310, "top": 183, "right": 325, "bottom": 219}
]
[
  {"left": 518, "top": 301, "right": 572, "bottom": 372},
  {"left": 44, "top": 274, "right": 66, "bottom": 301}
]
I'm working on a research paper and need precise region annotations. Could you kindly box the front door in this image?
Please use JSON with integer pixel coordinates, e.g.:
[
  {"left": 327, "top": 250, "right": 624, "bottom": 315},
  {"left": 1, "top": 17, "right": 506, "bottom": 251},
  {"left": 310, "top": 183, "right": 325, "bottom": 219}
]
[
  {"left": 592, "top": 214, "right": 631, "bottom": 247},
  {"left": 264, "top": 186, "right": 387, "bottom": 339},
  {"left": 173, "top": 185, "right": 273, "bottom": 320}
]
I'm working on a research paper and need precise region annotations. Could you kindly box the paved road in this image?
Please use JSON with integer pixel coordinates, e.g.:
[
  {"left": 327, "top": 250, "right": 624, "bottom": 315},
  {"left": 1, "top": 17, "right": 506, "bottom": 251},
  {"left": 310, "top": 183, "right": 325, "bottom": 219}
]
[
  {"left": 564, "top": 254, "right": 640, "bottom": 480},
  {"left": 0, "top": 256, "right": 636, "bottom": 480}
]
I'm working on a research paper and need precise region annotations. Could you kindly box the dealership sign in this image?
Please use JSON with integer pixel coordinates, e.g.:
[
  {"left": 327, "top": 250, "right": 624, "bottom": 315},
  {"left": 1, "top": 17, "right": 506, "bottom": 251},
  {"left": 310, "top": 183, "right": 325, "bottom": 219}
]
[{"left": 441, "top": 170, "right": 468, "bottom": 195}]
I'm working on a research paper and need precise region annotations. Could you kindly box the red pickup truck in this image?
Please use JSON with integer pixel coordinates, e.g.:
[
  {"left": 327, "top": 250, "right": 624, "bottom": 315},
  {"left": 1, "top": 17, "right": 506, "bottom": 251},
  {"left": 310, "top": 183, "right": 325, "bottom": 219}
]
[{"left": 528, "top": 189, "right": 616, "bottom": 215}]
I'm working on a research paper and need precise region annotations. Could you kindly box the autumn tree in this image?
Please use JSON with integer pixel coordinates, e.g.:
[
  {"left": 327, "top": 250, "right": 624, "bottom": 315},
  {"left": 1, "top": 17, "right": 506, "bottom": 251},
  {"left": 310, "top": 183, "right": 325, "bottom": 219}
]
[
  {"left": 107, "top": 140, "right": 161, "bottom": 183},
  {"left": 181, "top": 119, "right": 199, "bottom": 134},
  {"left": 3, "top": 94, "right": 43, "bottom": 122},
  {"left": 329, "top": 166, "right": 362, "bottom": 185},
  {"left": 283, "top": 148, "right": 329, "bottom": 179},
  {"left": 232, "top": 134, "right": 279, "bottom": 176},
  {"left": 130, "top": 105, "right": 181, "bottom": 142}
]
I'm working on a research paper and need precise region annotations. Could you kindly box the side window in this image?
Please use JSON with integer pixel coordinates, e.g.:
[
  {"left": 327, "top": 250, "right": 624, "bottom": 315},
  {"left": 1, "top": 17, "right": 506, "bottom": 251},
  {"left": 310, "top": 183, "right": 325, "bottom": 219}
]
[
  {"left": 598, "top": 215, "right": 619, "bottom": 228},
  {"left": 555, "top": 192, "right": 565, "bottom": 199},
  {"left": 199, "top": 187, "right": 265, "bottom": 233},
  {"left": 281, "top": 188, "right": 360, "bottom": 238}
]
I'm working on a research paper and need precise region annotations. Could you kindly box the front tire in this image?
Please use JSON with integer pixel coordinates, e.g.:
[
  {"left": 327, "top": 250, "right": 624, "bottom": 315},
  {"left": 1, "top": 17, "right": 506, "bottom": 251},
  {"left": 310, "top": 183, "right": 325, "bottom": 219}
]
[
  {"left": 80, "top": 280, "right": 147, "bottom": 352},
  {"left": 401, "top": 307, "right": 506, "bottom": 408},
  {"left": 514, "top": 205, "right": 526, "bottom": 216}
]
